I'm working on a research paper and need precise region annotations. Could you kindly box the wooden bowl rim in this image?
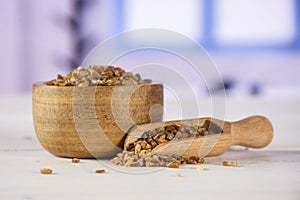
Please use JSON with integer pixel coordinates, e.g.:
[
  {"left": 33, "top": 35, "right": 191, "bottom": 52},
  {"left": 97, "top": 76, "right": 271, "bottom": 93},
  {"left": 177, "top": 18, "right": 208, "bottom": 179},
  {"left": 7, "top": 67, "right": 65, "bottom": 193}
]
[{"left": 32, "top": 82, "right": 163, "bottom": 89}]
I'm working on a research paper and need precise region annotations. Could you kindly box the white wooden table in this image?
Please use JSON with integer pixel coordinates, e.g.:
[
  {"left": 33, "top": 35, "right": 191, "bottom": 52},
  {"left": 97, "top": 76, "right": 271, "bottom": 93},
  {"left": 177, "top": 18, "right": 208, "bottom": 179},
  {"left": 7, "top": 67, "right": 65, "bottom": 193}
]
[{"left": 0, "top": 94, "right": 299, "bottom": 200}]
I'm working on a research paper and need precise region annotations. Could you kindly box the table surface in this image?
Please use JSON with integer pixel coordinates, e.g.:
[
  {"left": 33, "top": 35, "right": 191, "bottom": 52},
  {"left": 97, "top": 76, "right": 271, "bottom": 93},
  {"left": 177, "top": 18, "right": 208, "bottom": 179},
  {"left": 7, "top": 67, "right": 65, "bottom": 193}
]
[{"left": 0, "top": 94, "right": 299, "bottom": 200}]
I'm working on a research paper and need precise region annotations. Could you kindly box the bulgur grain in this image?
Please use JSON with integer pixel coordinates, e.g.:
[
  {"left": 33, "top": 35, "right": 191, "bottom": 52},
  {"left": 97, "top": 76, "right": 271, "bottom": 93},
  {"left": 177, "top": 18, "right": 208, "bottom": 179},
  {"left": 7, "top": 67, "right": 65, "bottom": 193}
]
[
  {"left": 222, "top": 161, "right": 230, "bottom": 166},
  {"left": 95, "top": 169, "right": 106, "bottom": 173},
  {"left": 71, "top": 158, "right": 80, "bottom": 163},
  {"left": 40, "top": 168, "right": 53, "bottom": 174}
]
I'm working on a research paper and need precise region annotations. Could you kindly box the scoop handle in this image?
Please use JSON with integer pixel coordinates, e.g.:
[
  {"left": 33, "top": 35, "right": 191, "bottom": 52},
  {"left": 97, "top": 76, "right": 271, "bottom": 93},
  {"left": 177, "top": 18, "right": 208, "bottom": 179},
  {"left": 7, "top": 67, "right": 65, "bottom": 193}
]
[{"left": 230, "top": 115, "right": 274, "bottom": 148}]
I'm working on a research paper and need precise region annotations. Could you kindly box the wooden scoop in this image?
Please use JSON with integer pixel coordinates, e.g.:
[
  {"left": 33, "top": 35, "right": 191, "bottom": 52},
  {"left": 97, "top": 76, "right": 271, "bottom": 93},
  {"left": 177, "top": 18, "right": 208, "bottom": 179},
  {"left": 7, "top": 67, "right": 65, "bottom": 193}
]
[{"left": 124, "top": 115, "right": 274, "bottom": 158}]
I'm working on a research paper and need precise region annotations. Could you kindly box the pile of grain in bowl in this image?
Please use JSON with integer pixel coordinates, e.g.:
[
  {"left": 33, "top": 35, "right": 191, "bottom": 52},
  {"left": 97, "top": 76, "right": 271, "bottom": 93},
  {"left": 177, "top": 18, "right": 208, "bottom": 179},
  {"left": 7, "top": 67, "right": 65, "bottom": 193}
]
[{"left": 45, "top": 65, "right": 152, "bottom": 87}]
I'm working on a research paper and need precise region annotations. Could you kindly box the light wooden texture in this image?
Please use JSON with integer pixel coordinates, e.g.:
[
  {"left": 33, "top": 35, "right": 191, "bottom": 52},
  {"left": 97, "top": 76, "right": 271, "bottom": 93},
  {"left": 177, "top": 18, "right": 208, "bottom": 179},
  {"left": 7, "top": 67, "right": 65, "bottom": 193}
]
[
  {"left": 2, "top": 94, "right": 300, "bottom": 200},
  {"left": 124, "top": 116, "right": 274, "bottom": 157},
  {"left": 32, "top": 83, "right": 163, "bottom": 158}
]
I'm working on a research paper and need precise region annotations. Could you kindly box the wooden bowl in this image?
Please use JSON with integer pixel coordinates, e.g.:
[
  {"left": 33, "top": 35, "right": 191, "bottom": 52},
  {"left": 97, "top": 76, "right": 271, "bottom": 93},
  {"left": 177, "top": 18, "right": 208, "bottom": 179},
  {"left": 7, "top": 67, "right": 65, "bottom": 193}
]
[{"left": 32, "top": 83, "right": 163, "bottom": 158}]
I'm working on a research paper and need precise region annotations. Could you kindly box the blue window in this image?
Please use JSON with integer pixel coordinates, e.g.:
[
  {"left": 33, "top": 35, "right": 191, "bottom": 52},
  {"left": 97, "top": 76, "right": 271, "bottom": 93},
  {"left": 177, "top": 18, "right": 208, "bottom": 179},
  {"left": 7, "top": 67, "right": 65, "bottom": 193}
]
[{"left": 116, "top": 0, "right": 300, "bottom": 51}]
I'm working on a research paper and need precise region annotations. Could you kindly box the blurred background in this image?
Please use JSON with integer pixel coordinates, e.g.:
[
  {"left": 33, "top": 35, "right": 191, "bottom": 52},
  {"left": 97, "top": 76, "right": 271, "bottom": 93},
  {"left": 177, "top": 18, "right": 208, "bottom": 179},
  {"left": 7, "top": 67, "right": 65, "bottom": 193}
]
[{"left": 0, "top": 0, "right": 299, "bottom": 97}]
